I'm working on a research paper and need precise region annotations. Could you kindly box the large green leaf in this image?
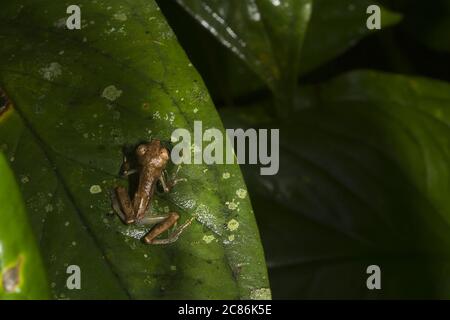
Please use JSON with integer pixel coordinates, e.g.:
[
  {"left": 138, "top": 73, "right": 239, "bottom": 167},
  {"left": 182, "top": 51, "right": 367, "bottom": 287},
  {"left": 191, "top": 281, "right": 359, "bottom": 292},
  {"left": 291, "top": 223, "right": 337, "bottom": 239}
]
[
  {"left": 177, "top": 0, "right": 313, "bottom": 113},
  {"left": 221, "top": 70, "right": 450, "bottom": 299},
  {"left": 0, "top": 0, "right": 269, "bottom": 299},
  {"left": 0, "top": 153, "right": 49, "bottom": 299}
]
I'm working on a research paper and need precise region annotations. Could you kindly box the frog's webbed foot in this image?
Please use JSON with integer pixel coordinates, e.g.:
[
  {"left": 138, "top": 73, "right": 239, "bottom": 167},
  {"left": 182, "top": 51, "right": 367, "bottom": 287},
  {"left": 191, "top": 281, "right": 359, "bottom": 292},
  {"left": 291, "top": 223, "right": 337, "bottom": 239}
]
[
  {"left": 112, "top": 186, "right": 136, "bottom": 224},
  {"left": 143, "top": 213, "right": 194, "bottom": 245},
  {"left": 159, "top": 166, "right": 187, "bottom": 193}
]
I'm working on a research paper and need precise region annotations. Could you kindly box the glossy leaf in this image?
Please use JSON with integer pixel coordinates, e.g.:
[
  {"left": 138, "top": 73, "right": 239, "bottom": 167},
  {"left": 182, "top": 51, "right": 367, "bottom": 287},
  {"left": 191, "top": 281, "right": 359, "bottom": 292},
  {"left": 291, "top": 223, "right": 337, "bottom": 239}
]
[
  {"left": 221, "top": 71, "right": 450, "bottom": 299},
  {"left": 0, "top": 153, "right": 50, "bottom": 299},
  {"left": 156, "top": 0, "right": 265, "bottom": 103},
  {"left": 177, "top": 0, "right": 313, "bottom": 113},
  {"left": 299, "top": 0, "right": 402, "bottom": 74},
  {"left": 0, "top": 0, "right": 269, "bottom": 299}
]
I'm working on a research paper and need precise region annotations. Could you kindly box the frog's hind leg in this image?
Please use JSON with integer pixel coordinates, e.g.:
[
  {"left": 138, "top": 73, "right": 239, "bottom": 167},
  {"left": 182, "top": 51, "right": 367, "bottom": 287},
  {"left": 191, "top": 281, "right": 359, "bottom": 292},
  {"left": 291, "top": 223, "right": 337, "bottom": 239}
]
[
  {"left": 144, "top": 213, "right": 194, "bottom": 245},
  {"left": 112, "top": 186, "right": 136, "bottom": 224},
  {"left": 136, "top": 214, "right": 169, "bottom": 225}
]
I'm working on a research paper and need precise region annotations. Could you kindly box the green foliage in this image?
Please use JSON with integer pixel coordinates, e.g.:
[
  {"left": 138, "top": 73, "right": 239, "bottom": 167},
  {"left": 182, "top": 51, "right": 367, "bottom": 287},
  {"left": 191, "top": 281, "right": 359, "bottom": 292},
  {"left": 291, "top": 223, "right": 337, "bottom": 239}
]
[
  {"left": 176, "top": 0, "right": 401, "bottom": 106},
  {"left": 179, "top": 0, "right": 450, "bottom": 299},
  {"left": 177, "top": 0, "right": 313, "bottom": 113},
  {"left": 299, "top": 0, "right": 402, "bottom": 74},
  {"left": 400, "top": 0, "right": 450, "bottom": 52},
  {"left": 1, "top": 0, "right": 449, "bottom": 300},
  {"left": 0, "top": 0, "right": 268, "bottom": 299},
  {"left": 0, "top": 153, "right": 50, "bottom": 299},
  {"left": 221, "top": 71, "right": 450, "bottom": 298}
]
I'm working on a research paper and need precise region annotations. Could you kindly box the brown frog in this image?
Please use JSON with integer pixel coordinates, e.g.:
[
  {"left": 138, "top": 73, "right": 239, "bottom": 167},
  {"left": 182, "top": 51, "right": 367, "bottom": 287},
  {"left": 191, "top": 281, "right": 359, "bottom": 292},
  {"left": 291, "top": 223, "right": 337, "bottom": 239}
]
[{"left": 112, "top": 139, "right": 192, "bottom": 244}]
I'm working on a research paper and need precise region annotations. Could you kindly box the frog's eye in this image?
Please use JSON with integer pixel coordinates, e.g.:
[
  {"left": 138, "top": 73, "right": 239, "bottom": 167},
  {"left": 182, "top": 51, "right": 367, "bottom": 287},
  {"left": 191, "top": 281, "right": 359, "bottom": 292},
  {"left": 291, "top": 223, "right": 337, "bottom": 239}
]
[
  {"left": 160, "top": 148, "right": 169, "bottom": 160},
  {"left": 136, "top": 145, "right": 147, "bottom": 156}
]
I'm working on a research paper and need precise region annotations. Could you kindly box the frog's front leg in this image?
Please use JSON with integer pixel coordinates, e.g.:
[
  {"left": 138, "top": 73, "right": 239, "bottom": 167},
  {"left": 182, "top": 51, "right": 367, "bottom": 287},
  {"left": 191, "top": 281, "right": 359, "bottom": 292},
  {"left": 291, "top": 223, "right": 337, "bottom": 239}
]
[
  {"left": 159, "top": 166, "right": 187, "bottom": 193},
  {"left": 112, "top": 186, "right": 136, "bottom": 224},
  {"left": 120, "top": 155, "right": 138, "bottom": 177}
]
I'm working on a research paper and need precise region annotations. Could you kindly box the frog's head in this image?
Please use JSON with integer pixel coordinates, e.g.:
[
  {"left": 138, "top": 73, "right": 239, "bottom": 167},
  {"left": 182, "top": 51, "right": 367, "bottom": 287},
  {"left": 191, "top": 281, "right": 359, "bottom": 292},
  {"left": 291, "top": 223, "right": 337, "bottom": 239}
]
[{"left": 136, "top": 140, "right": 169, "bottom": 166}]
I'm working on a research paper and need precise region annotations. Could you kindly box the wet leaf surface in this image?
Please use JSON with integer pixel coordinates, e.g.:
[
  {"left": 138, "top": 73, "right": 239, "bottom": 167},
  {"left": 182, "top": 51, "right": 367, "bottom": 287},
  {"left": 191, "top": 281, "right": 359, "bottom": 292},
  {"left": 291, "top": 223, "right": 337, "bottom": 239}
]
[
  {"left": 0, "top": 0, "right": 269, "bottom": 299},
  {"left": 177, "top": 0, "right": 313, "bottom": 112}
]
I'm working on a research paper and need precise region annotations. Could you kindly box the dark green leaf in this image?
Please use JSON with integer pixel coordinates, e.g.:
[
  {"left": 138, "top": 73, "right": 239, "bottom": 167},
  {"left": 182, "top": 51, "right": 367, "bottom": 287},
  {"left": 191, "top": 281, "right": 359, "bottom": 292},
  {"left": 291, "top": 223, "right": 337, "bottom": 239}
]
[
  {"left": 401, "top": 0, "right": 450, "bottom": 52},
  {"left": 156, "top": 0, "right": 265, "bottom": 103},
  {"left": 0, "top": 153, "right": 50, "bottom": 299},
  {"left": 177, "top": 0, "right": 313, "bottom": 113},
  {"left": 0, "top": 0, "right": 269, "bottom": 299},
  {"left": 299, "top": 0, "right": 402, "bottom": 74},
  {"left": 221, "top": 70, "right": 450, "bottom": 298}
]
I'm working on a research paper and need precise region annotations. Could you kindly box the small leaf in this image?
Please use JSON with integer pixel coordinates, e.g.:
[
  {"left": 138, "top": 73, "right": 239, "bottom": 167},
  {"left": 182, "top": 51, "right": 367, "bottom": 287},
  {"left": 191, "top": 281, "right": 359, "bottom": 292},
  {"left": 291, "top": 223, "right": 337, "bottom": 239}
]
[
  {"left": 0, "top": 0, "right": 269, "bottom": 299},
  {"left": 0, "top": 153, "right": 50, "bottom": 299}
]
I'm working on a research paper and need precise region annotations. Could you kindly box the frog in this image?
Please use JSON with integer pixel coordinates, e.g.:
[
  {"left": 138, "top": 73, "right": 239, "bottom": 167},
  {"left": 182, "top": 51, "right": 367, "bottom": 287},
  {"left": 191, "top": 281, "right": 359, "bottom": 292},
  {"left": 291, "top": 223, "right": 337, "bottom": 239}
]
[{"left": 111, "top": 139, "right": 193, "bottom": 244}]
